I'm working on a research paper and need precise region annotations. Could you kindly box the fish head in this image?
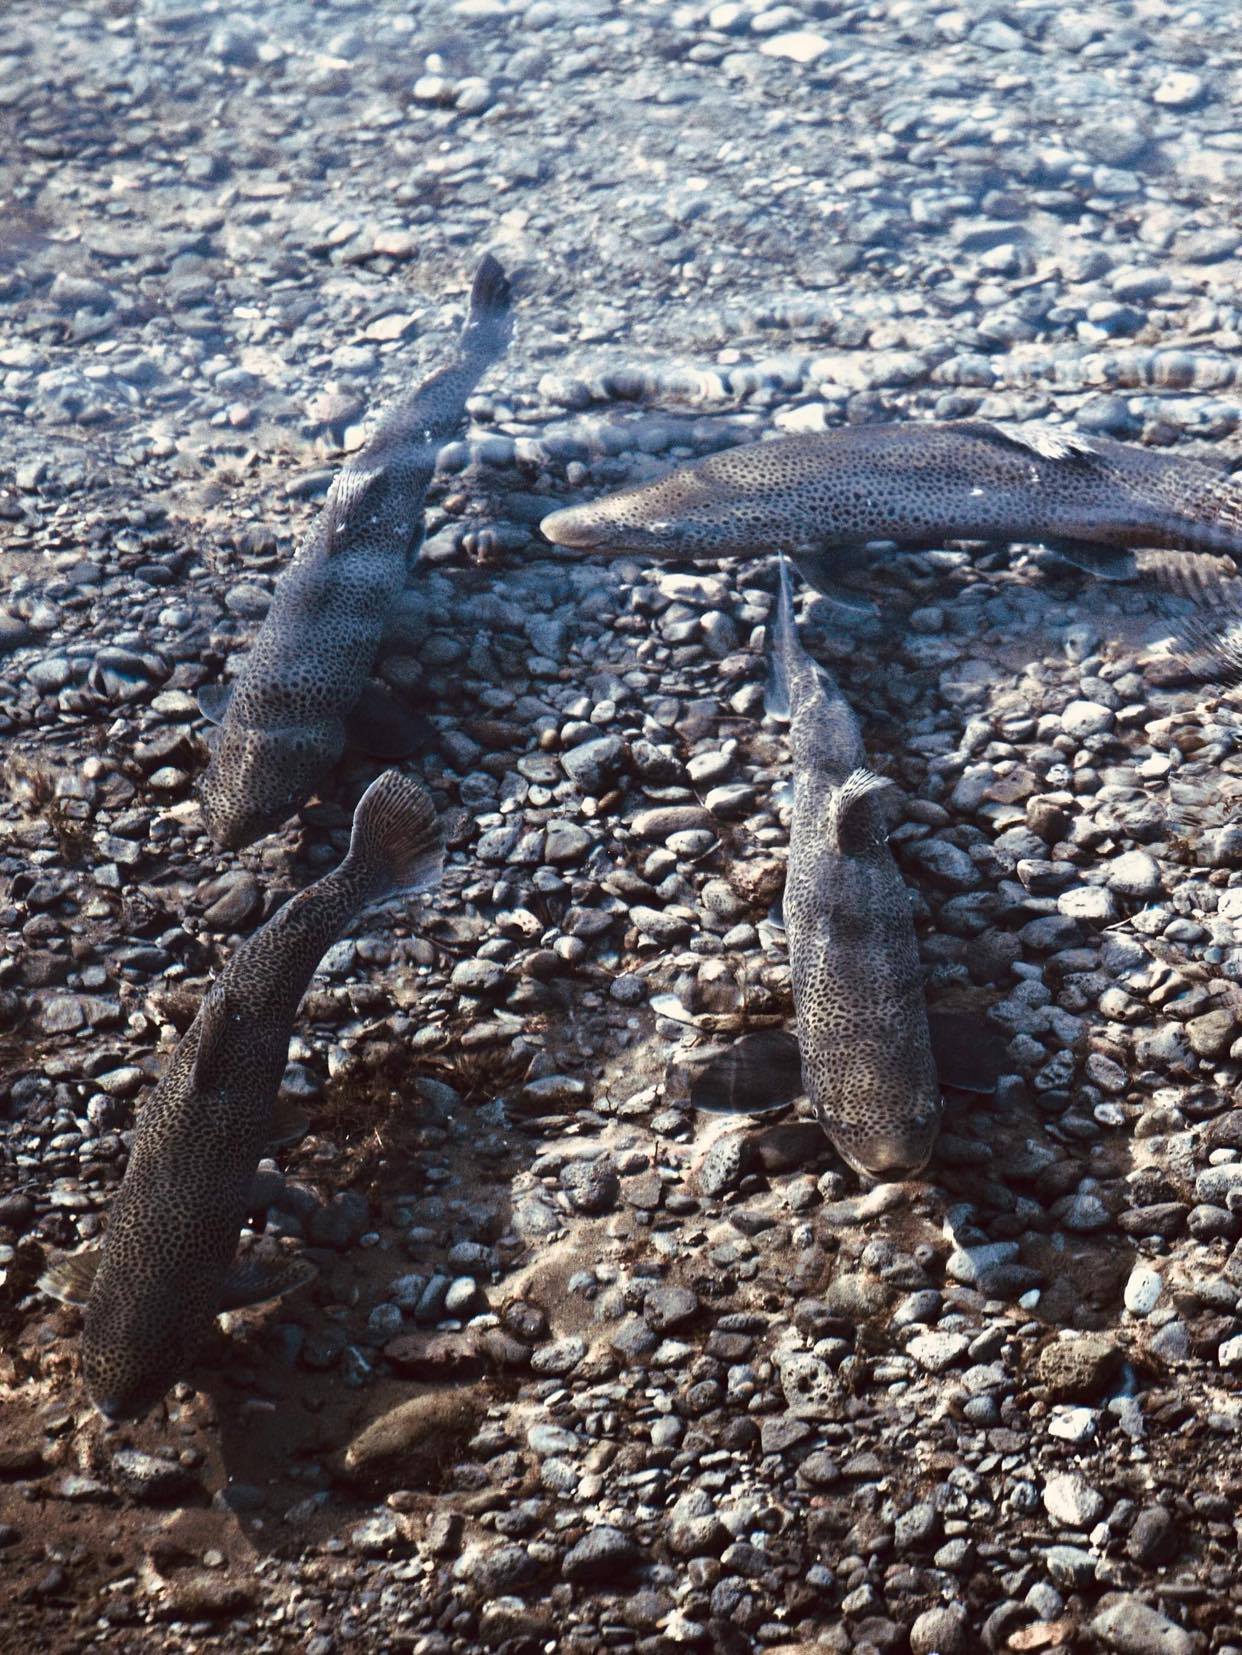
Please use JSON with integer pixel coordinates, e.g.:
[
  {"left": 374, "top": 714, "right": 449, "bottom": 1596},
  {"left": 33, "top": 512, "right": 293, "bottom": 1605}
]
[
  {"left": 541, "top": 458, "right": 763, "bottom": 558},
  {"left": 198, "top": 721, "right": 343, "bottom": 849},
  {"left": 81, "top": 1276, "right": 204, "bottom": 1422},
  {"left": 820, "top": 1086, "right": 944, "bottom": 1184}
]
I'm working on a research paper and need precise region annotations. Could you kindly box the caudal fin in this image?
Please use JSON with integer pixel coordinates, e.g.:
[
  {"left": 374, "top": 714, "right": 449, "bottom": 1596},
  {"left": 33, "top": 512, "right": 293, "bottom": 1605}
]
[
  {"left": 345, "top": 770, "right": 444, "bottom": 907},
  {"left": 463, "top": 253, "right": 514, "bottom": 360},
  {"left": 1140, "top": 550, "right": 1242, "bottom": 688},
  {"left": 764, "top": 549, "right": 798, "bottom": 720}
]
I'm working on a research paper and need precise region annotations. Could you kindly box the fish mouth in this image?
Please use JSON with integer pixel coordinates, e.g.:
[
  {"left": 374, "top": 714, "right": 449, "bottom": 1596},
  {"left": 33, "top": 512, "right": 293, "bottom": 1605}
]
[
  {"left": 834, "top": 1137, "right": 935, "bottom": 1184},
  {"left": 540, "top": 507, "right": 609, "bottom": 551}
]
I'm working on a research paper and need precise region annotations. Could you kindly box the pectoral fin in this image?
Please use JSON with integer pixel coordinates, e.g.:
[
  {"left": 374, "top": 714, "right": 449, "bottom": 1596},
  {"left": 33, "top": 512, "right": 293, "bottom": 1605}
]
[
  {"left": 219, "top": 1254, "right": 317, "bottom": 1312},
  {"left": 247, "top": 1169, "right": 287, "bottom": 1214},
  {"left": 928, "top": 1009, "right": 1008, "bottom": 1095},
  {"left": 267, "top": 1100, "right": 310, "bottom": 1150},
  {"left": 39, "top": 1248, "right": 102, "bottom": 1305},
  {"left": 766, "top": 890, "right": 786, "bottom": 932},
  {"left": 791, "top": 550, "right": 880, "bottom": 616},
  {"left": 196, "top": 683, "right": 234, "bottom": 724},
  {"left": 1043, "top": 539, "right": 1138, "bottom": 581},
  {"left": 346, "top": 682, "right": 432, "bottom": 758},
  {"left": 691, "top": 1030, "right": 803, "bottom": 1115}
]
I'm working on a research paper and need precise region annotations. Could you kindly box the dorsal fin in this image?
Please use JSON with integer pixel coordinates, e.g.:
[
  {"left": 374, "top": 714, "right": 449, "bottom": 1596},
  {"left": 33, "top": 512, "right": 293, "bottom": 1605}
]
[
  {"left": 190, "top": 987, "right": 236, "bottom": 1091},
  {"left": 824, "top": 768, "right": 896, "bottom": 854},
  {"left": 319, "top": 464, "right": 387, "bottom": 552},
  {"left": 981, "top": 422, "right": 1100, "bottom": 462}
]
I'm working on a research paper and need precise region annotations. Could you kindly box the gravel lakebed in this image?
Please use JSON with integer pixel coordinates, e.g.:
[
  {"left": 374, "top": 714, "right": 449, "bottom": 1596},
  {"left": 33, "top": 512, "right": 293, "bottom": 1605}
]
[{"left": 3, "top": 1, "right": 1242, "bottom": 1651}]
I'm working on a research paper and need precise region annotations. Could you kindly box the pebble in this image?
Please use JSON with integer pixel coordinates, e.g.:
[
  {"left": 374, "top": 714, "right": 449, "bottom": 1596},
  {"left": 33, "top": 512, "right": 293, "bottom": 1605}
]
[
  {"left": 1060, "top": 700, "right": 1114, "bottom": 738},
  {"left": 1043, "top": 1471, "right": 1105, "bottom": 1529},
  {"left": 1036, "top": 1337, "right": 1123, "bottom": 1402},
  {"left": 110, "top": 1448, "right": 199, "bottom": 1503},
  {"left": 1123, "top": 1264, "right": 1163, "bottom": 1316},
  {"left": 1105, "top": 850, "right": 1162, "bottom": 900},
  {"left": 907, "top": 1331, "right": 970, "bottom": 1373},
  {"left": 559, "top": 1157, "right": 620, "bottom": 1214}
]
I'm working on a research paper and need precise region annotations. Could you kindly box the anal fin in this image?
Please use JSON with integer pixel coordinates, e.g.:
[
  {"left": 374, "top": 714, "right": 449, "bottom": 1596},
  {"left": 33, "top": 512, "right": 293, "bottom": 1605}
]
[
  {"left": 39, "top": 1248, "right": 102, "bottom": 1305},
  {"left": 219, "top": 1254, "right": 317, "bottom": 1312},
  {"left": 267, "top": 1099, "right": 310, "bottom": 1151}
]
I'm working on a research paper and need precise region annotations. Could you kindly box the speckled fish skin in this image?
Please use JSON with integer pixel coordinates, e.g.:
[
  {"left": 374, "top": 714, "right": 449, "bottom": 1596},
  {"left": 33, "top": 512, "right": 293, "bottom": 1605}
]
[
  {"left": 63, "top": 771, "right": 442, "bottom": 1420},
  {"left": 771, "top": 553, "right": 941, "bottom": 1181},
  {"left": 541, "top": 419, "right": 1242, "bottom": 565},
  {"left": 198, "top": 255, "right": 513, "bottom": 850}
]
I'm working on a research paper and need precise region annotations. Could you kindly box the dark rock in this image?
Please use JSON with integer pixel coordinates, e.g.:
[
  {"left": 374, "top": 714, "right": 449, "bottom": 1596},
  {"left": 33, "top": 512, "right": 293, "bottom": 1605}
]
[
  {"left": 560, "top": 1156, "right": 620, "bottom": 1214},
  {"left": 562, "top": 1524, "right": 642, "bottom": 1582},
  {"left": 1035, "top": 1336, "right": 1122, "bottom": 1402}
]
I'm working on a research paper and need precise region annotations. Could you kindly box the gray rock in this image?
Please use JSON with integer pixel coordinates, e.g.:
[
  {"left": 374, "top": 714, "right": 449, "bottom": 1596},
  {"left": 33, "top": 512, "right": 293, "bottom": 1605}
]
[
  {"left": 695, "top": 1130, "right": 755, "bottom": 1196},
  {"left": 543, "top": 820, "right": 592, "bottom": 863},
  {"left": 560, "top": 1157, "right": 620, "bottom": 1214},
  {"left": 308, "top": 1191, "right": 369, "bottom": 1249},
  {"left": 1105, "top": 850, "right": 1162, "bottom": 900},
  {"left": 562, "top": 1525, "right": 642, "bottom": 1582},
  {"left": 200, "top": 870, "right": 262, "bottom": 930},
  {"left": 1043, "top": 1471, "right": 1105, "bottom": 1529},
  {"left": 910, "top": 1604, "right": 969, "bottom": 1655},
  {"left": 451, "top": 958, "right": 507, "bottom": 996},
  {"left": 1060, "top": 699, "right": 1114, "bottom": 738},
  {"left": 643, "top": 1285, "right": 699, "bottom": 1332},
  {"left": 110, "top": 1448, "right": 199, "bottom": 1503},
  {"left": 631, "top": 806, "right": 714, "bottom": 840},
  {"left": 453, "top": 1541, "right": 541, "bottom": 1596},
  {"left": 902, "top": 839, "right": 981, "bottom": 891},
  {"left": 1089, "top": 1594, "right": 1194, "bottom": 1654},
  {"left": 561, "top": 735, "right": 625, "bottom": 794}
]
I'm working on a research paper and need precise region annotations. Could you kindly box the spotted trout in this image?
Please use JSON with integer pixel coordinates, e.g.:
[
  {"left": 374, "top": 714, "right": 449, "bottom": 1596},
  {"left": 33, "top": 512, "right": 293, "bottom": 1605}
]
[
  {"left": 767, "top": 551, "right": 941, "bottom": 1179},
  {"left": 198, "top": 254, "right": 513, "bottom": 849},
  {"left": 40, "top": 771, "right": 443, "bottom": 1420},
  {"left": 541, "top": 420, "right": 1242, "bottom": 600}
]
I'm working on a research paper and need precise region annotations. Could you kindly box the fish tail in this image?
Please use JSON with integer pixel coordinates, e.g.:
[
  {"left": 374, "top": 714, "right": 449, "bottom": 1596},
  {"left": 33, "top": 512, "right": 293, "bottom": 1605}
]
[
  {"left": 344, "top": 770, "right": 444, "bottom": 907},
  {"left": 462, "top": 253, "right": 514, "bottom": 359},
  {"left": 764, "top": 549, "right": 798, "bottom": 720},
  {"left": 1141, "top": 551, "right": 1242, "bottom": 687}
]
